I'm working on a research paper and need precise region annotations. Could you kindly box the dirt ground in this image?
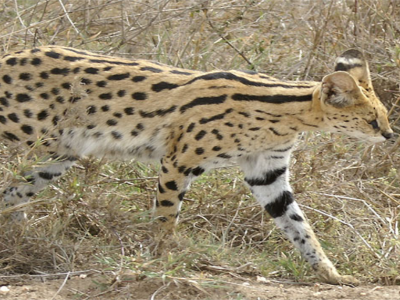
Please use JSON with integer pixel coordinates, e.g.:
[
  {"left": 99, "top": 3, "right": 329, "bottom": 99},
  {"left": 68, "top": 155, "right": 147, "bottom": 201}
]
[{"left": 1, "top": 273, "right": 400, "bottom": 300}]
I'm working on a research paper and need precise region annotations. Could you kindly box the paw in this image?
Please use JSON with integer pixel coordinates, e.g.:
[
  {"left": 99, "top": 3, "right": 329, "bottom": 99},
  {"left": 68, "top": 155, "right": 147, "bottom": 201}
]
[
  {"left": 315, "top": 260, "right": 360, "bottom": 286},
  {"left": 1, "top": 195, "right": 28, "bottom": 222},
  {"left": 334, "top": 274, "right": 360, "bottom": 286},
  {"left": 319, "top": 271, "right": 360, "bottom": 286},
  {"left": 148, "top": 221, "right": 175, "bottom": 256}
]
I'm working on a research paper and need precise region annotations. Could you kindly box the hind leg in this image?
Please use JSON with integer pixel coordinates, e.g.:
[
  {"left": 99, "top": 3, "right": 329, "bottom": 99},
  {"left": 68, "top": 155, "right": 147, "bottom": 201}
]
[{"left": 2, "top": 155, "right": 77, "bottom": 220}]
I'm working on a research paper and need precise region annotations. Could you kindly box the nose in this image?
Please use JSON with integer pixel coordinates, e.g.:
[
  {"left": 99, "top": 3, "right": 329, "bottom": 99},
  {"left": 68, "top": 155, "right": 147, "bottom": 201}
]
[{"left": 383, "top": 132, "right": 394, "bottom": 140}]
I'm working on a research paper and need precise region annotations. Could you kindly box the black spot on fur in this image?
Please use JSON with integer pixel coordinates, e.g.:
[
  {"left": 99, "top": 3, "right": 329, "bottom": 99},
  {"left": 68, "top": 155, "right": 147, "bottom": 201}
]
[
  {"left": 217, "top": 153, "right": 231, "bottom": 159},
  {"left": 81, "top": 78, "right": 92, "bottom": 85},
  {"left": 195, "top": 147, "right": 204, "bottom": 155},
  {"left": 52, "top": 115, "right": 60, "bottom": 125},
  {"left": 111, "top": 131, "right": 123, "bottom": 139},
  {"left": 158, "top": 216, "right": 168, "bottom": 223},
  {"left": 187, "top": 123, "right": 196, "bottom": 133},
  {"left": 106, "top": 119, "right": 118, "bottom": 126},
  {"left": 19, "top": 73, "right": 32, "bottom": 81},
  {"left": 37, "top": 110, "right": 49, "bottom": 120},
  {"left": 265, "top": 191, "right": 294, "bottom": 218},
  {"left": 160, "top": 200, "right": 174, "bottom": 207},
  {"left": 178, "top": 192, "right": 186, "bottom": 201},
  {"left": 21, "top": 124, "right": 34, "bottom": 135},
  {"left": 8, "top": 113, "right": 19, "bottom": 123},
  {"left": 0, "top": 97, "right": 9, "bottom": 107},
  {"left": 16, "top": 93, "right": 32, "bottom": 102},
  {"left": 290, "top": 214, "right": 304, "bottom": 222},
  {"left": 40, "top": 72, "right": 49, "bottom": 79},
  {"left": 96, "top": 81, "right": 107, "bottom": 87},
  {"left": 139, "top": 105, "right": 177, "bottom": 118},
  {"left": 3, "top": 75, "right": 12, "bottom": 84},
  {"left": 195, "top": 130, "right": 207, "bottom": 141},
  {"left": 132, "top": 76, "right": 146, "bottom": 82},
  {"left": 192, "top": 167, "right": 205, "bottom": 176},
  {"left": 51, "top": 68, "right": 70, "bottom": 76},
  {"left": 212, "top": 146, "right": 221, "bottom": 151},
  {"left": 132, "top": 92, "right": 147, "bottom": 100},
  {"left": 158, "top": 182, "right": 166, "bottom": 194},
  {"left": 165, "top": 180, "right": 178, "bottom": 191},
  {"left": 87, "top": 105, "right": 97, "bottom": 114},
  {"left": 61, "top": 82, "right": 71, "bottom": 89},
  {"left": 99, "top": 93, "right": 113, "bottom": 100},
  {"left": 31, "top": 57, "right": 42, "bottom": 66},
  {"left": 38, "top": 171, "right": 62, "bottom": 180},
  {"left": 117, "top": 90, "right": 126, "bottom": 97},
  {"left": 124, "top": 107, "right": 135, "bottom": 115},
  {"left": 51, "top": 88, "right": 60, "bottom": 95},
  {"left": 23, "top": 109, "right": 33, "bottom": 118},
  {"left": 6, "top": 57, "right": 17, "bottom": 66},
  {"left": 3, "top": 132, "right": 20, "bottom": 141},
  {"left": 181, "top": 144, "right": 188, "bottom": 153},
  {"left": 211, "top": 129, "right": 223, "bottom": 140},
  {"left": 45, "top": 51, "right": 61, "bottom": 59},
  {"left": 108, "top": 73, "right": 130, "bottom": 80},
  {"left": 84, "top": 67, "right": 99, "bottom": 74}
]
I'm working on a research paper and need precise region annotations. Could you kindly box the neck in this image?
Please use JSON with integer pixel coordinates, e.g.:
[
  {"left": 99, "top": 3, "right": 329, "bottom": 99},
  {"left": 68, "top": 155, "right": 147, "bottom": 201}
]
[{"left": 229, "top": 78, "right": 325, "bottom": 133}]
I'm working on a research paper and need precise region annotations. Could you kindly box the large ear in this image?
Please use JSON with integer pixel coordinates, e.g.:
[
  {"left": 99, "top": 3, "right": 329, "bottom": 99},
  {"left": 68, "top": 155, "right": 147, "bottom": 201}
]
[
  {"left": 334, "top": 49, "right": 372, "bottom": 89},
  {"left": 321, "top": 71, "right": 361, "bottom": 108}
]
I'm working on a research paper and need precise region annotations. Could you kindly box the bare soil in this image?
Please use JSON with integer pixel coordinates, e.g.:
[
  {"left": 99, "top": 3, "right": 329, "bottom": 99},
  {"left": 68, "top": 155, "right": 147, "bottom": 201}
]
[{"left": 1, "top": 274, "right": 400, "bottom": 300}]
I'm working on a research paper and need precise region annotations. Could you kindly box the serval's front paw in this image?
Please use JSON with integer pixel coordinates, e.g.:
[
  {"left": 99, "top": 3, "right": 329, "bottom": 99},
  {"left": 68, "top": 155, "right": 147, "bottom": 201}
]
[
  {"left": 148, "top": 220, "right": 176, "bottom": 256},
  {"left": 315, "top": 260, "right": 360, "bottom": 286},
  {"left": 335, "top": 274, "right": 360, "bottom": 286}
]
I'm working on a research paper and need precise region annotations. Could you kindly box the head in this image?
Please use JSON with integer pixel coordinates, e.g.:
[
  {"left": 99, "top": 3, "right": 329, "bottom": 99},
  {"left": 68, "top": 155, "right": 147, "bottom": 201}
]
[{"left": 318, "top": 49, "right": 393, "bottom": 143}]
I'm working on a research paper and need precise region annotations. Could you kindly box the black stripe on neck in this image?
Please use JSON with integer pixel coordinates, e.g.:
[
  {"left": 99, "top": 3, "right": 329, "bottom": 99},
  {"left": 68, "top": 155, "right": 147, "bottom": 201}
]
[
  {"left": 232, "top": 93, "right": 312, "bottom": 103},
  {"left": 184, "top": 72, "right": 315, "bottom": 89}
]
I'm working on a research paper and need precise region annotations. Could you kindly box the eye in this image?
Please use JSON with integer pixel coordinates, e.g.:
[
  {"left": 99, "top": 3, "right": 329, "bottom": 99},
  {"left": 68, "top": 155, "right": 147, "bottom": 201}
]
[{"left": 369, "top": 120, "right": 379, "bottom": 129}]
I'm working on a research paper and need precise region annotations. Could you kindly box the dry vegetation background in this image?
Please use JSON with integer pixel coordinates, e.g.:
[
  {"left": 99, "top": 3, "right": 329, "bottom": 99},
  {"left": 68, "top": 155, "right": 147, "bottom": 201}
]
[{"left": 0, "top": 0, "right": 400, "bottom": 299}]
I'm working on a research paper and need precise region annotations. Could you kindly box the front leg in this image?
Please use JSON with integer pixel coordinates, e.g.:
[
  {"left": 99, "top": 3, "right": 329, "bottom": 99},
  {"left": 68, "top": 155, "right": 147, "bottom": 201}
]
[{"left": 240, "top": 152, "right": 358, "bottom": 285}]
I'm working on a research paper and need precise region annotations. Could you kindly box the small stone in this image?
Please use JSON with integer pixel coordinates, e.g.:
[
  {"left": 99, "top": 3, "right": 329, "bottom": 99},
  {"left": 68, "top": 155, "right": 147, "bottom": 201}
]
[
  {"left": 0, "top": 286, "right": 10, "bottom": 294},
  {"left": 256, "top": 276, "right": 269, "bottom": 283}
]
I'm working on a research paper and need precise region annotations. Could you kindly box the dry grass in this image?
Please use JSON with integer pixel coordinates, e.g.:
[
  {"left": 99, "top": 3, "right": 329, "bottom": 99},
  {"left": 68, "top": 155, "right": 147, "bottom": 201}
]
[{"left": 0, "top": 0, "right": 399, "bottom": 298}]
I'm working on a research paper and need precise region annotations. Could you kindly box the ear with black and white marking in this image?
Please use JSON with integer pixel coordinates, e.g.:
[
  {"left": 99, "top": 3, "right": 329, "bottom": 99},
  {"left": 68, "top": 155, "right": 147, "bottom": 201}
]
[
  {"left": 321, "top": 71, "right": 361, "bottom": 108},
  {"left": 334, "top": 49, "right": 372, "bottom": 89}
]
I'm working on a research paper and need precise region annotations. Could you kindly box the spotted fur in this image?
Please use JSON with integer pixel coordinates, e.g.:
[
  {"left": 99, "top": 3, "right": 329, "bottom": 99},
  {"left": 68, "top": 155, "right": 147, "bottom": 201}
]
[{"left": 0, "top": 46, "right": 393, "bottom": 284}]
